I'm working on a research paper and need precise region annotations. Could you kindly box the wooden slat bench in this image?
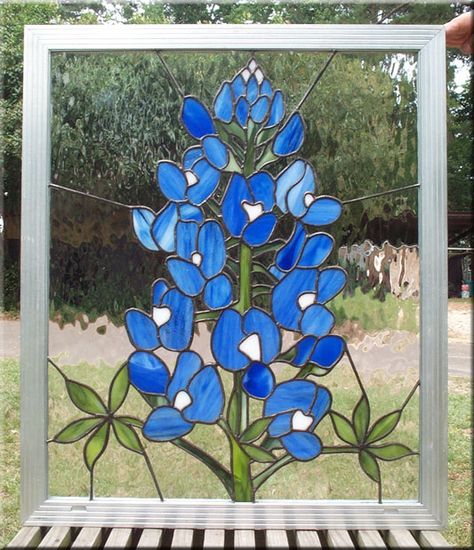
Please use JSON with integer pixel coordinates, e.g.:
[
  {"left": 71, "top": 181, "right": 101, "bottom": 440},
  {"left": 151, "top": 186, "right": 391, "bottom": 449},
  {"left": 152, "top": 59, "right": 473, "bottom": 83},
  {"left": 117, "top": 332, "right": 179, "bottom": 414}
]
[{"left": 7, "top": 526, "right": 451, "bottom": 548}]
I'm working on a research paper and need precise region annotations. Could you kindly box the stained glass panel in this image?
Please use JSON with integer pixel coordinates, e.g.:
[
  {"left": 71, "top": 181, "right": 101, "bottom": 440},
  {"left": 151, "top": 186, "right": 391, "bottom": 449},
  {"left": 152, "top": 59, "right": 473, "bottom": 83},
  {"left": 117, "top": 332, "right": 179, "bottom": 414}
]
[{"left": 49, "top": 49, "right": 419, "bottom": 503}]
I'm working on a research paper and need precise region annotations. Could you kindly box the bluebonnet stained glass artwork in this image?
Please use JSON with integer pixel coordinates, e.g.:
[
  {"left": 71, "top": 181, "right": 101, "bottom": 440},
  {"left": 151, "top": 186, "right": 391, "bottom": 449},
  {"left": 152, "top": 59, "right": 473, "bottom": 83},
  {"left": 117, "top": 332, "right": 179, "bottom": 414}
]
[{"left": 50, "top": 58, "right": 419, "bottom": 504}]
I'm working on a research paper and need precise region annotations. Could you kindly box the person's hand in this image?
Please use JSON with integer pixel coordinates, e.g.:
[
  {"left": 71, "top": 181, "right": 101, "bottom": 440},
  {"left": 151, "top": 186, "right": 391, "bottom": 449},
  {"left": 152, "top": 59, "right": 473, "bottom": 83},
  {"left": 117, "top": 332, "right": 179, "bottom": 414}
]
[{"left": 445, "top": 11, "right": 473, "bottom": 54}]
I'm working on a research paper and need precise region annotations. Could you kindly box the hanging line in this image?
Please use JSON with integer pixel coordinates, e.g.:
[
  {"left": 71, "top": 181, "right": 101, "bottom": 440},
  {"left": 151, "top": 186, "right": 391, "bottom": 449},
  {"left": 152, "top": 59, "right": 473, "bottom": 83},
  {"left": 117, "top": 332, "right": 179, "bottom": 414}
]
[
  {"left": 49, "top": 182, "right": 132, "bottom": 210},
  {"left": 342, "top": 183, "right": 420, "bottom": 205}
]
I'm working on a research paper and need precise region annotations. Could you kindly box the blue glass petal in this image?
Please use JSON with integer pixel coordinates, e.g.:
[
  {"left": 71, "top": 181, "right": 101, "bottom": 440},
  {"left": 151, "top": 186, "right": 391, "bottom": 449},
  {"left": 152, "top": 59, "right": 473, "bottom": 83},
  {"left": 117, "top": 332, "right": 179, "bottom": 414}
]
[
  {"left": 247, "top": 75, "right": 259, "bottom": 103},
  {"left": 281, "top": 432, "right": 322, "bottom": 461},
  {"left": 264, "top": 380, "right": 317, "bottom": 417},
  {"left": 128, "top": 351, "right": 169, "bottom": 394},
  {"left": 248, "top": 171, "right": 274, "bottom": 210},
  {"left": 214, "top": 82, "right": 233, "bottom": 123},
  {"left": 231, "top": 74, "right": 245, "bottom": 98},
  {"left": 311, "top": 335, "right": 345, "bottom": 369},
  {"left": 152, "top": 279, "right": 169, "bottom": 306},
  {"left": 181, "top": 96, "right": 216, "bottom": 139},
  {"left": 300, "top": 304, "right": 335, "bottom": 337},
  {"left": 179, "top": 203, "right": 204, "bottom": 223},
  {"left": 302, "top": 197, "right": 342, "bottom": 226},
  {"left": 287, "top": 164, "right": 315, "bottom": 218},
  {"left": 275, "top": 222, "right": 306, "bottom": 272},
  {"left": 151, "top": 203, "right": 178, "bottom": 252},
  {"left": 242, "top": 361, "right": 275, "bottom": 399},
  {"left": 143, "top": 406, "right": 193, "bottom": 442},
  {"left": 310, "top": 386, "right": 332, "bottom": 426},
  {"left": 167, "top": 351, "right": 203, "bottom": 402},
  {"left": 188, "top": 160, "right": 220, "bottom": 205},
  {"left": 317, "top": 267, "right": 347, "bottom": 303},
  {"left": 184, "top": 366, "right": 224, "bottom": 423},
  {"left": 167, "top": 258, "right": 205, "bottom": 297},
  {"left": 242, "top": 213, "right": 277, "bottom": 247},
  {"left": 159, "top": 289, "right": 194, "bottom": 351},
  {"left": 269, "top": 265, "right": 285, "bottom": 280},
  {"left": 243, "top": 308, "right": 281, "bottom": 363},
  {"left": 261, "top": 78, "right": 272, "bottom": 96},
  {"left": 221, "top": 174, "right": 251, "bottom": 237},
  {"left": 211, "top": 309, "right": 248, "bottom": 371},
  {"left": 176, "top": 221, "right": 198, "bottom": 260},
  {"left": 299, "top": 233, "right": 334, "bottom": 268},
  {"left": 235, "top": 97, "right": 249, "bottom": 127},
  {"left": 131, "top": 208, "right": 158, "bottom": 251},
  {"left": 125, "top": 309, "right": 159, "bottom": 351},
  {"left": 272, "top": 113, "right": 304, "bottom": 156},
  {"left": 275, "top": 159, "right": 305, "bottom": 212},
  {"left": 272, "top": 268, "right": 318, "bottom": 331},
  {"left": 292, "top": 336, "right": 317, "bottom": 367},
  {"left": 183, "top": 146, "right": 203, "bottom": 169},
  {"left": 268, "top": 412, "right": 293, "bottom": 438},
  {"left": 266, "top": 90, "right": 285, "bottom": 128},
  {"left": 202, "top": 135, "right": 229, "bottom": 170},
  {"left": 250, "top": 96, "right": 269, "bottom": 123},
  {"left": 198, "top": 221, "right": 226, "bottom": 278},
  {"left": 204, "top": 274, "right": 233, "bottom": 310},
  {"left": 156, "top": 161, "right": 187, "bottom": 202}
]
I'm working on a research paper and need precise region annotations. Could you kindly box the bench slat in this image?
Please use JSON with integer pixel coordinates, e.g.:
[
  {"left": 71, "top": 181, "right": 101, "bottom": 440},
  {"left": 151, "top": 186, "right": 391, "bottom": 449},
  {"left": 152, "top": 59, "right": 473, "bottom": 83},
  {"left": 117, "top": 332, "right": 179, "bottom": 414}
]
[
  {"left": 171, "top": 529, "right": 194, "bottom": 548},
  {"left": 296, "top": 530, "right": 322, "bottom": 548},
  {"left": 418, "top": 530, "right": 451, "bottom": 548},
  {"left": 234, "top": 530, "right": 255, "bottom": 548},
  {"left": 327, "top": 530, "right": 355, "bottom": 548},
  {"left": 136, "top": 528, "right": 163, "bottom": 548},
  {"left": 6, "top": 527, "right": 42, "bottom": 548},
  {"left": 71, "top": 527, "right": 102, "bottom": 548},
  {"left": 387, "top": 530, "right": 420, "bottom": 548},
  {"left": 203, "top": 529, "right": 225, "bottom": 548},
  {"left": 265, "top": 530, "right": 289, "bottom": 548},
  {"left": 356, "top": 530, "right": 386, "bottom": 548},
  {"left": 37, "top": 527, "right": 71, "bottom": 549},
  {"left": 104, "top": 528, "right": 132, "bottom": 548}
]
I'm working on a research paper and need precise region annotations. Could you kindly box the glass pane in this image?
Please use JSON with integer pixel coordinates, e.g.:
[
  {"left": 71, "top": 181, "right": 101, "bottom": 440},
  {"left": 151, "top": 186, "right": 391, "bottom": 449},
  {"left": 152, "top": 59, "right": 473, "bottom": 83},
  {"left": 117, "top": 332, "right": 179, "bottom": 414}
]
[{"left": 49, "top": 50, "right": 419, "bottom": 502}]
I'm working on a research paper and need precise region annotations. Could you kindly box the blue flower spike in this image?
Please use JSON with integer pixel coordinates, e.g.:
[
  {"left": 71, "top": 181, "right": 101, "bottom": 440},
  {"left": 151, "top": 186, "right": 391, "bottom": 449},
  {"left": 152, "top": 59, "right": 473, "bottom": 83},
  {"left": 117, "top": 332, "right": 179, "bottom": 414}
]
[
  {"left": 285, "top": 334, "right": 346, "bottom": 375},
  {"left": 221, "top": 172, "right": 277, "bottom": 246},
  {"left": 213, "top": 59, "right": 285, "bottom": 129},
  {"left": 264, "top": 381, "right": 332, "bottom": 460},
  {"left": 125, "top": 279, "right": 194, "bottom": 352},
  {"left": 212, "top": 308, "right": 280, "bottom": 399},
  {"left": 142, "top": 351, "right": 225, "bottom": 442}
]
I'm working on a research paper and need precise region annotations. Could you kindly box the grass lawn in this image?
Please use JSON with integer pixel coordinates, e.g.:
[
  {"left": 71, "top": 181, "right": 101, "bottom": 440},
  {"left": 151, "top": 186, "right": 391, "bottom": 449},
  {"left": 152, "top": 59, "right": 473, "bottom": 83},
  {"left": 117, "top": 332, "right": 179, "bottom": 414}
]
[{"left": 1, "top": 357, "right": 471, "bottom": 548}]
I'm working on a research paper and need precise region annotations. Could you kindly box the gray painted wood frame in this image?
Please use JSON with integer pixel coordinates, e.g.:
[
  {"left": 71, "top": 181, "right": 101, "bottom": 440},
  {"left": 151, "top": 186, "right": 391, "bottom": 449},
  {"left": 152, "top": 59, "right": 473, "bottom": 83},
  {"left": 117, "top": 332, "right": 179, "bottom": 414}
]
[{"left": 20, "top": 24, "right": 447, "bottom": 529}]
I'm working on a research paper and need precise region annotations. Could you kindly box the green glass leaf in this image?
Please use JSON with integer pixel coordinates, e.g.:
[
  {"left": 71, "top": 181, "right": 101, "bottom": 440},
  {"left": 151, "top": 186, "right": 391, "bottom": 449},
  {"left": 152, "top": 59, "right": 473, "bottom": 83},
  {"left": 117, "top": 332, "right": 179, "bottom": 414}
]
[
  {"left": 117, "top": 416, "right": 144, "bottom": 428},
  {"left": 240, "top": 417, "right": 273, "bottom": 444},
  {"left": 84, "top": 423, "right": 109, "bottom": 471},
  {"left": 227, "top": 390, "right": 239, "bottom": 434},
  {"left": 369, "top": 443, "right": 416, "bottom": 461},
  {"left": 52, "top": 417, "right": 103, "bottom": 444},
  {"left": 242, "top": 443, "right": 276, "bottom": 463},
  {"left": 108, "top": 363, "right": 129, "bottom": 413},
  {"left": 353, "top": 394, "right": 370, "bottom": 443},
  {"left": 66, "top": 379, "right": 107, "bottom": 415},
  {"left": 359, "top": 450, "right": 380, "bottom": 482},
  {"left": 330, "top": 411, "right": 358, "bottom": 445},
  {"left": 112, "top": 420, "right": 143, "bottom": 454},
  {"left": 261, "top": 437, "right": 283, "bottom": 451},
  {"left": 366, "top": 410, "right": 402, "bottom": 444}
]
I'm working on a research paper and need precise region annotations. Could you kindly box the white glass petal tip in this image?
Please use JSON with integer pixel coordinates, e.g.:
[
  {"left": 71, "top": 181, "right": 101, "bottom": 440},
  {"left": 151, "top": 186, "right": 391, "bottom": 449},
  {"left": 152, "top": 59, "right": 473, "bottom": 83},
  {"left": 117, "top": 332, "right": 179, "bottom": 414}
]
[
  {"left": 238, "top": 333, "right": 261, "bottom": 362},
  {"left": 248, "top": 59, "right": 258, "bottom": 72},
  {"left": 185, "top": 170, "right": 198, "bottom": 187},
  {"left": 298, "top": 293, "right": 317, "bottom": 311},
  {"left": 292, "top": 410, "right": 313, "bottom": 431},
  {"left": 191, "top": 252, "right": 203, "bottom": 266},
  {"left": 174, "top": 390, "right": 192, "bottom": 411},
  {"left": 304, "top": 193, "right": 317, "bottom": 207},
  {"left": 152, "top": 306, "right": 172, "bottom": 327},
  {"left": 242, "top": 201, "right": 264, "bottom": 222},
  {"left": 255, "top": 68, "right": 264, "bottom": 84},
  {"left": 241, "top": 68, "right": 251, "bottom": 82}
]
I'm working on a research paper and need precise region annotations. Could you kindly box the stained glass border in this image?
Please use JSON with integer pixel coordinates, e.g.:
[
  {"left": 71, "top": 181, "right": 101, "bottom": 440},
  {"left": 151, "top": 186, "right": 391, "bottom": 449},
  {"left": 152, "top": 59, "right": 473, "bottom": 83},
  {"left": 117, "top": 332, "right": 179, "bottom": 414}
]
[{"left": 20, "top": 24, "right": 447, "bottom": 529}]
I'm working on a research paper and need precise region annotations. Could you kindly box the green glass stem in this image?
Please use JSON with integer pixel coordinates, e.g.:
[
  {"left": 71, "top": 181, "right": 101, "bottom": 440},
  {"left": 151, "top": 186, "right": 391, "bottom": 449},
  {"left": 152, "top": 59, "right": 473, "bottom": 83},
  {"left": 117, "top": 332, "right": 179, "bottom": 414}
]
[
  {"left": 230, "top": 435, "right": 254, "bottom": 502},
  {"left": 238, "top": 243, "right": 252, "bottom": 311}
]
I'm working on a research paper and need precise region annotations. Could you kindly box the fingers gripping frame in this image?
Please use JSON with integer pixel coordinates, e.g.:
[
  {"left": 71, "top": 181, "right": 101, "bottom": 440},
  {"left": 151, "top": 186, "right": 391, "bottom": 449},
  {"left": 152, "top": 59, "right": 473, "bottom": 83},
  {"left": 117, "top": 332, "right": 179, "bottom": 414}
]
[{"left": 20, "top": 24, "right": 447, "bottom": 529}]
